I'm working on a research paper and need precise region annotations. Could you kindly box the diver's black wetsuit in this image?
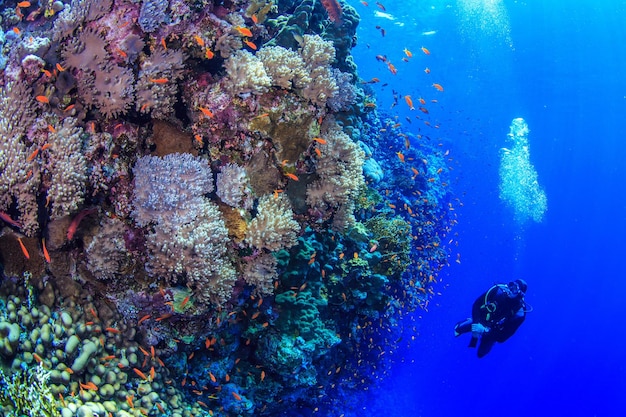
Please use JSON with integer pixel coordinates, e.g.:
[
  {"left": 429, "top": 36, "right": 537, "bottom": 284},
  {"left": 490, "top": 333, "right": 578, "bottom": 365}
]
[{"left": 455, "top": 283, "right": 527, "bottom": 358}]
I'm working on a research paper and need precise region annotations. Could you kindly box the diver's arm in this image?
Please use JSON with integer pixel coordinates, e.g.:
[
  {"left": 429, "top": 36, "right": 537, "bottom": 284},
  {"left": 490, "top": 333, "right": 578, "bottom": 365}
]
[{"left": 495, "top": 308, "right": 525, "bottom": 342}]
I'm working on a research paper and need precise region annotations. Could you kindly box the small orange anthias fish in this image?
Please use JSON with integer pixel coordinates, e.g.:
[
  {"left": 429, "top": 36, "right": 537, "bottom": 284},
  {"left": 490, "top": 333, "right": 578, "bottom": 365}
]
[
  {"left": 404, "top": 95, "right": 415, "bottom": 110},
  {"left": 234, "top": 26, "right": 253, "bottom": 37}
]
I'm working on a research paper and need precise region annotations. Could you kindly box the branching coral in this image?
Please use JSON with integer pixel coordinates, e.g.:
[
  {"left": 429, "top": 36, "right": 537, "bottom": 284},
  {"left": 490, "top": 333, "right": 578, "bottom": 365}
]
[
  {"left": 46, "top": 117, "right": 87, "bottom": 218},
  {"left": 327, "top": 68, "right": 359, "bottom": 112},
  {"left": 245, "top": 194, "right": 300, "bottom": 251},
  {"left": 299, "top": 34, "right": 338, "bottom": 106},
  {"left": 52, "top": 0, "right": 113, "bottom": 40},
  {"left": 146, "top": 199, "right": 237, "bottom": 307},
  {"left": 242, "top": 252, "right": 278, "bottom": 295},
  {"left": 223, "top": 50, "right": 272, "bottom": 96},
  {"left": 139, "top": 0, "right": 170, "bottom": 33},
  {"left": 0, "top": 82, "right": 40, "bottom": 235},
  {"left": 132, "top": 154, "right": 236, "bottom": 307},
  {"left": 216, "top": 163, "right": 253, "bottom": 209},
  {"left": 84, "top": 217, "right": 132, "bottom": 281},
  {"left": 307, "top": 120, "right": 365, "bottom": 230},
  {"left": 131, "top": 153, "right": 214, "bottom": 227},
  {"left": 135, "top": 48, "right": 186, "bottom": 119},
  {"left": 256, "top": 46, "right": 311, "bottom": 89}
]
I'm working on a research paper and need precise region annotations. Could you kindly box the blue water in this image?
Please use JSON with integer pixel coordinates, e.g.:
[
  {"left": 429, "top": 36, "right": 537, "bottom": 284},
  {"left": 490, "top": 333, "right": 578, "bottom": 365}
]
[{"left": 351, "top": 0, "right": 626, "bottom": 415}]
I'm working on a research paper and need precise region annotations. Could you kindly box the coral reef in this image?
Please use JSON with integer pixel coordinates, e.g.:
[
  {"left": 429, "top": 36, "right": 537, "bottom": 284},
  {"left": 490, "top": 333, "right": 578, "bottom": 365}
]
[
  {"left": 216, "top": 163, "right": 253, "bottom": 209},
  {"left": 0, "top": 1, "right": 458, "bottom": 416},
  {"left": 307, "top": 119, "right": 366, "bottom": 230},
  {"left": 0, "top": 82, "right": 39, "bottom": 236},
  {"left": 223, "top": 50, "right": 272, "bottom": 96},
  {"left": 46, "top": 117, "right": 87, "bottom": 218},
  {"left": 246, "top": 194, "right": 300, "bottom": 251},
  {"left": 0, "top": 364, "right": 60, "bottom": 417},
  {"left": 131, "top": 153, "right": 214, "bottom": 227}
]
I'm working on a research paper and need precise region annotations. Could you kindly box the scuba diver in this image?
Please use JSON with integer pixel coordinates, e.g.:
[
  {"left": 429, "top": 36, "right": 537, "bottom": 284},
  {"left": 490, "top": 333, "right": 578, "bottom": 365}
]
[{"left": 454, "top": 279, "right": 530, "bottom": 358}]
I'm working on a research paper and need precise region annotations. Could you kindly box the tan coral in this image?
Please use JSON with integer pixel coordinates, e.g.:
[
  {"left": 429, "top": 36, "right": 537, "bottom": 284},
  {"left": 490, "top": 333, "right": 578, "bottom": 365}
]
[
  {"left": 223, "top": 50, "right": 271, "bottom": 95},
  {"left": 245, "top": 194, "right": 300, "bottom": 251},
  {"left": 46, "top": 117, "right": 87, "bottom": 218},
  {"left": 0, "top": 82, "right": 40, "bottom": 236},
  {"left": 306, "top": 120, "right": 365, "bottom": 231}
]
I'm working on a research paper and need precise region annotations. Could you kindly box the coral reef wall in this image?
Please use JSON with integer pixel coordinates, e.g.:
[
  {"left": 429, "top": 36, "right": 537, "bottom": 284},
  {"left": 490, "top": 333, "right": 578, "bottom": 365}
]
[{"left": 0, "top": 1, "right": 457, "bottom": 416}]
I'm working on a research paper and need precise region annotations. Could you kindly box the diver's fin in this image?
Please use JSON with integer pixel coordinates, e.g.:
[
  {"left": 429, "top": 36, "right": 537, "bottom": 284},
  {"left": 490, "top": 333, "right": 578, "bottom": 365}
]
[{"left": 454, "top": 318, "right": 472, "bottom": 337}]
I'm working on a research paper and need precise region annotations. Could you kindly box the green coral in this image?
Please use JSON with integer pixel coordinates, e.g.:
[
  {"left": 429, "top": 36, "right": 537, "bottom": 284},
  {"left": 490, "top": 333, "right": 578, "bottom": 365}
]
[
  {"left": 364, "top": 214, "right": 412, "bottom": 277},
  {"left": 0, "top": 364, "right": 61, "bottom": 417}
]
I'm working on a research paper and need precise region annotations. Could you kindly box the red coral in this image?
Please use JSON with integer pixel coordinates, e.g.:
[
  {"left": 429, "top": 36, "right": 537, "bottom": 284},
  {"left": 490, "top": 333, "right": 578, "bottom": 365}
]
[{"left": 321, "top": 0, "right": 343, "bottom": 25}]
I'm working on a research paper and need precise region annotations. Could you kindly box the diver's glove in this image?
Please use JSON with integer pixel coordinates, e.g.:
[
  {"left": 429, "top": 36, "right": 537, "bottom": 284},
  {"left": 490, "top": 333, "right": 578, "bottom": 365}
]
[{"left": 471, "top": 323, "right": 490, "bottom": 336}]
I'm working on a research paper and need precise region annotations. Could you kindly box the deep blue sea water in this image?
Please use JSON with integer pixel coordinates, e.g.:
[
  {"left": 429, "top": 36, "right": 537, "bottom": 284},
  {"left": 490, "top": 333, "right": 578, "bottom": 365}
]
[{"left": 350, "top": 0, "right": 626, "bottom": 416}]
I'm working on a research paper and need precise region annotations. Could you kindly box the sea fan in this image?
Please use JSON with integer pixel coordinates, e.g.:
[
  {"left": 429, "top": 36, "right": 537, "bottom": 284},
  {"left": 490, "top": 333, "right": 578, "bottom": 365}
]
[{"left": 320, "top": 0, "right": 343, "bottom": 25}]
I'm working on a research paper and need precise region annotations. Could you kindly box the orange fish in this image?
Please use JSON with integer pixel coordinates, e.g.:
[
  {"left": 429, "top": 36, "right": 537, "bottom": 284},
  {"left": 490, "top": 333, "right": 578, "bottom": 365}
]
[
  {"left": 432, "top": 83, "right": 444, "bottom": 91},
  {"left": 403, "top": 48, "right": 412, "bottom": 58},
  {"left": 314, "top": 148, "right": 322, "bottom": 158},
  {"left": 193, "top": 35, "right": 205, "bottom": 47},
  {"left": 161, "top": 38, "right": 167, "bottom": 50},
  {"left": 251, "top": 14, "right": 259, "bottom": 24},
  {"left": 396, "top": 152, "right": 405, "bottom": 163},
  {"left": 260, "top": 370, "right": 266, "bottom": 381},
  {"left": 126, "top": 394, "right": 134, "bottom": 408},
  {"left": 12, "top": 27, "right": 20, "bottom": 35},
  {"left": 209, "top": 372, "right": 217, "bottom": 383},
  {"left": 35, "top": 95, "right": 49, "bottom": 104},
  {"left": 180, "top": 295, "right": 190, "bottom": 309},
  {"left": 312, "top": 137, "right": 327, "bottom": 144},
  {"left": 387, "top": 62, "right": 397, "bottom": 75},
  {"left": 27, "top": 148, "right": 39, "bottom": 162},
  {"left": 133, "top": 368, "right": 148, "bottom": 380},
  {"left": 232, "top": 392, "right": 242, "bottom": 401},
  {"left": 105, "top": 327, "right": 121, "bottom": 334},
  {"left": 424, "top": 67, "right": 431, "bottom": 74},
  {"left": 244, "top": 39, "right": 257, "bottom": 50},
  {"left": 234, "top": 26, "right": 253, "bottom": 37},
  {"left": 42, "top": 238, "right": 50, "bottom": 263},
  {"left": 17, "top": 1, "right": 31, "bottom": 7},
  {"left": 149, "top": 78, "right": 168, "bottom": 84},
  {"left": 421, "top": 46, "right": 431, "bottom": 55},
  {"left": 17, "top": 237, "right": 30, "bottom": 259},
  {"left": 418, "top": 97, "right": 426, "bottom": 105},
  {"left": 205, "top": 48, "right": 215, "bottom": 59},
  {"left": 284, "top": 172, "right": 299, "bottom": 181},
  {"left": 404, "top": 95, "right": 414, "bottom": 110},
  {"left": 138, "top": 314, "right": 151, "bottom": 325},
  {"left": 199, "top": 107, "right": 214, "bottom": 118}
]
